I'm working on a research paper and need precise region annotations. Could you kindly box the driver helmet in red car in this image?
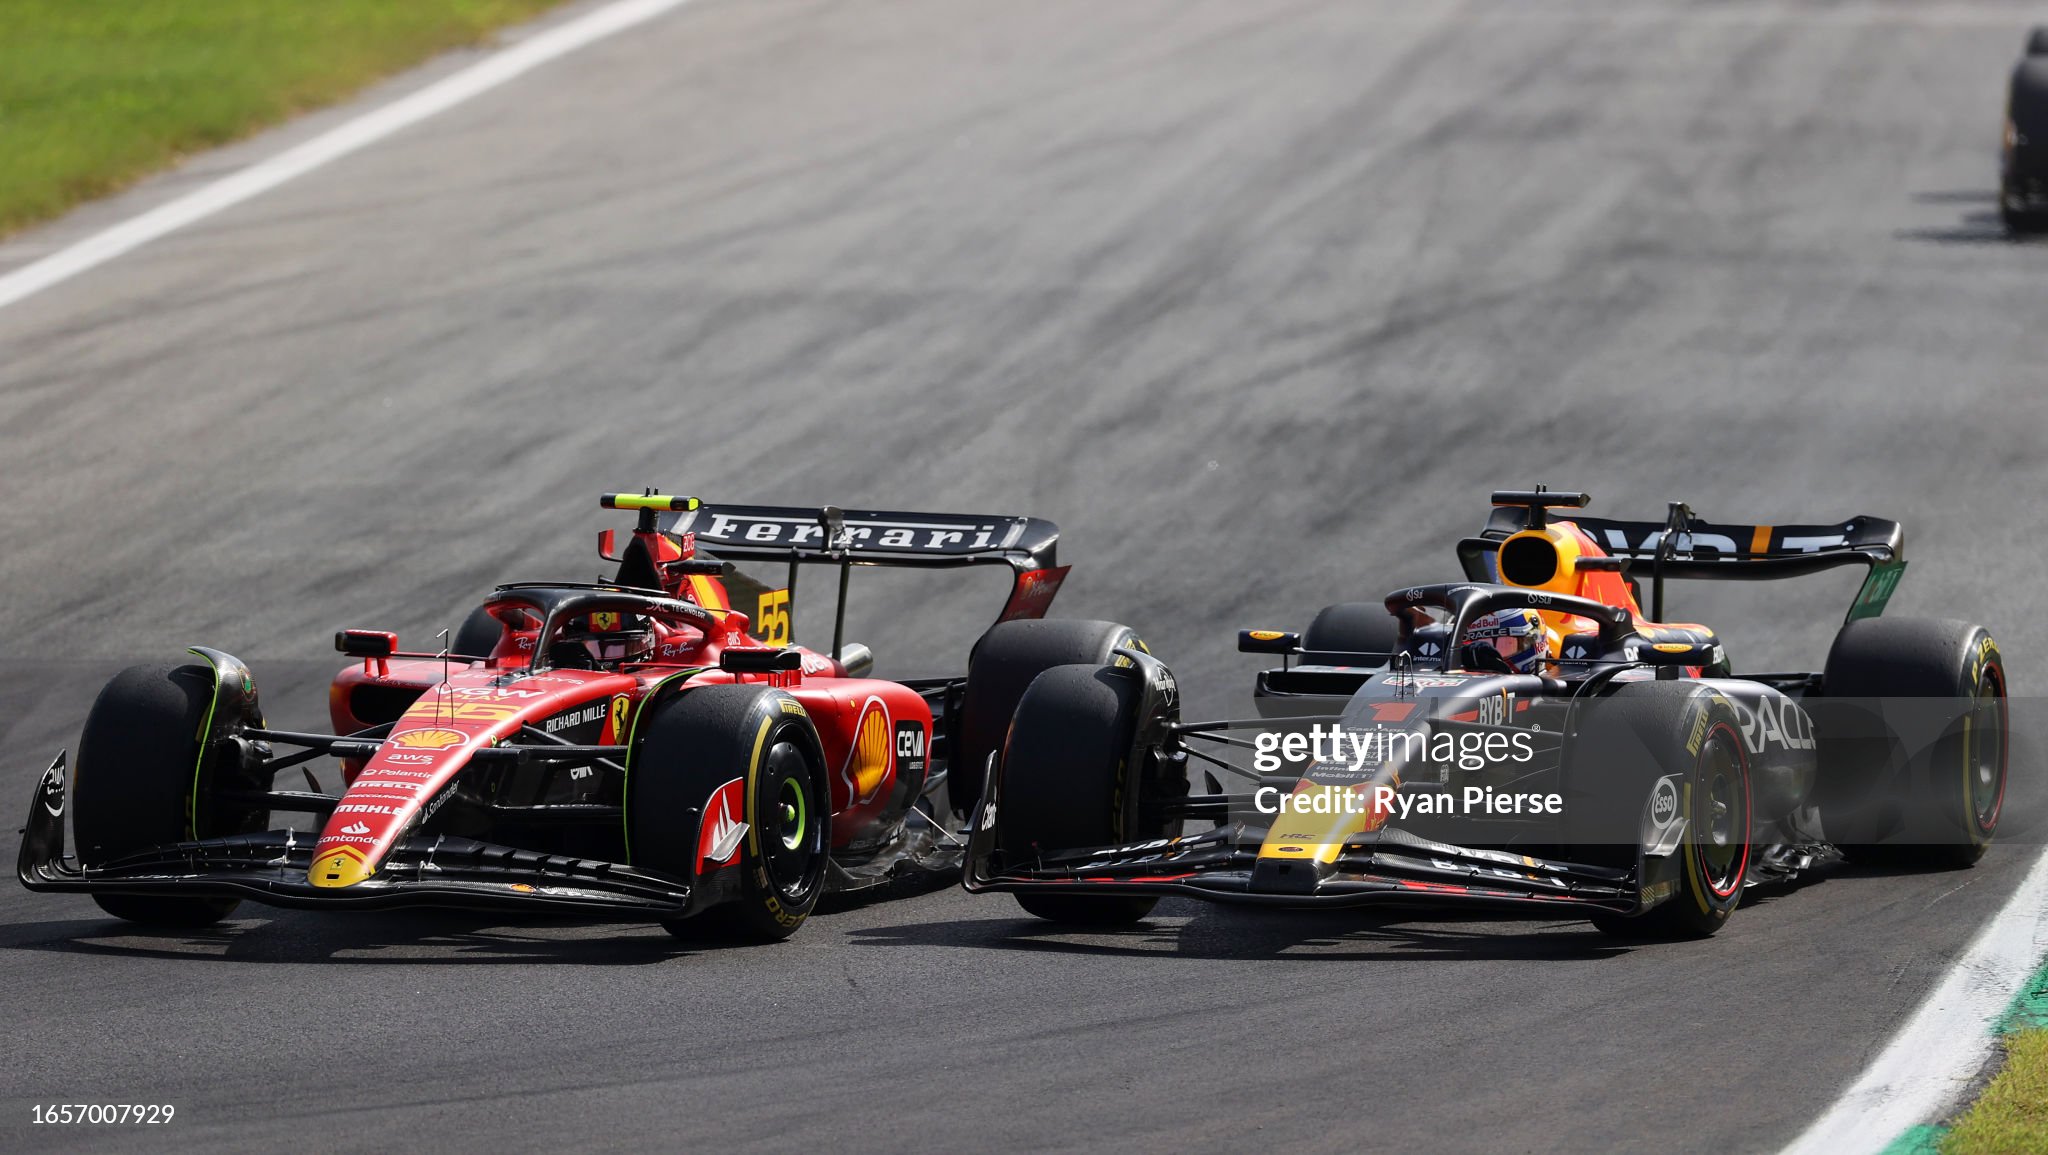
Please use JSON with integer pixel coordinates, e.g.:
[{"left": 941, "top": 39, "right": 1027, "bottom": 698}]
[
  {"left": 1465, "top": 608, "right": 1552, "bottom": 673},
  {"left": 552, "top": 610, "right": 654, "bottom": 668}
]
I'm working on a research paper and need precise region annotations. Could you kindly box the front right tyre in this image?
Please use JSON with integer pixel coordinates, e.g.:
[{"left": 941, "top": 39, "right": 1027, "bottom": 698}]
[
  {"left": 74, "top": 663, "right": 248, "bottom": 928},
  {"left": 1572, "top": 683, "right": 1753, "bottom": 940}
]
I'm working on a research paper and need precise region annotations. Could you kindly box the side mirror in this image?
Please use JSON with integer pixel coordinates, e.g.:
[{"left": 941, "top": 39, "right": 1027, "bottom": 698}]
[
  {"left": 336, "top": 629, "right": 397, "bottom": 658},
  {"left": 1635, "top": 640, "right": 1721, "bottom": 667},
  {"left": 597, "top": 528, "right": 622, "bottom": 562},
  {"left": 1237, "top": 629, "right": 1299, "bottom": 655},
  {"left": 720, "top": 648, "right": 803, "bottom": 674}
]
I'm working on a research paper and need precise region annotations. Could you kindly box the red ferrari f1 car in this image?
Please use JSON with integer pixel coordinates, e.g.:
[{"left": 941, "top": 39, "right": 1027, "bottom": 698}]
[
  {"left": 966, "top": 488, "right": 2007, "bottom": 938},
  {"left": 19, "top": 493, "right": 1149, "bottom": 941}
]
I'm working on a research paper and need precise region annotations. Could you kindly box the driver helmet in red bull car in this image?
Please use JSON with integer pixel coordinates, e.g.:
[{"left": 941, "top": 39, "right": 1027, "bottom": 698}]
[{"left": 1464, "top": 608, "right": 1551, "bottom": 673}]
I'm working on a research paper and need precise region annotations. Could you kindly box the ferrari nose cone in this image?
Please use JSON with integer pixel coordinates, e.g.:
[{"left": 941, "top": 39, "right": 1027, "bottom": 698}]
[{"left": 310, "top": 845, "right": 375, "bottom": 888}]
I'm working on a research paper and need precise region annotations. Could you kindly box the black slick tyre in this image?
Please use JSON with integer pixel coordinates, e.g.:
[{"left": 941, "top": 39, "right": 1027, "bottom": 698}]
[
  {"left": 74, "top": 664, "right": 247, "bottom": 928},
  {"left": 1573, "top": 683, "right": 1752, "bottom": 940},
  {"left": 1818, "top": 618, "right": 2006, "bottom": 868},
  {"left": 628, "top": 685, "right": 830, "bottom": 942},
  {"left": 452, "top": 604, "right": 502, "bottom": 661},
  {"left": 953, "top": 619, "right": 1148, "bottom": 816},
  {"left": 1301, "top": 602, "right": 1400, "bottom": 660},
  {"left": 993, "top": 663, "right": 1156, "bottom": 925}
]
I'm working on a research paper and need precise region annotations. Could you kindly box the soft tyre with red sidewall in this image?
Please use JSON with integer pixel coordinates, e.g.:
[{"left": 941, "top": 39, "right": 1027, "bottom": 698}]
[{"left": 1575, "top": 684, "right": 1753, "bottom": 940}]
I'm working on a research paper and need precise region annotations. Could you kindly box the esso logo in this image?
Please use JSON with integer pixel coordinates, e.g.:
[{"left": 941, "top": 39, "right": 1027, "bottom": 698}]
[{"left": 1650, "top": 778, "right": 1680, "bottom": 824}]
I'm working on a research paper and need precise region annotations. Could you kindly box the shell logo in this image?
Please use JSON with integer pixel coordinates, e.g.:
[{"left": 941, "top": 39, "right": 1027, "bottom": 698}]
[
  {"left": 845, "top": 700, "right": 892, "bottom": 803},
  {"left": 391, "top": 728, "right": 465, "bottom": 751},
  {"left": 1248, "top": 630, "right": 1286, "bottom": 641}
]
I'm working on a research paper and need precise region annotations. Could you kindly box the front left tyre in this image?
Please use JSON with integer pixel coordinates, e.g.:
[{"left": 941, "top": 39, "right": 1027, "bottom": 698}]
[
  {"left": 993, "top": 663, "right": 1160, "bottom": 925},
  {"left": 952, "top": 619, "right": 1151, "bottom": 816}
]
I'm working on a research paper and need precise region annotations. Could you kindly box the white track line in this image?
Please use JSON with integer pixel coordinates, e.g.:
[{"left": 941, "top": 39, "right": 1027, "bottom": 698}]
[
  {"left": 0, "top": 0, "right": 692, "bottom": 313},
  {"left": 1779, "top": 846, "right": 2048, "bottom": 1155}
]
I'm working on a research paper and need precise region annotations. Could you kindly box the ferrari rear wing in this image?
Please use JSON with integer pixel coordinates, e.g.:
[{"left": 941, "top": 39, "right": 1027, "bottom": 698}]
[
  {"left": 664, "top": 502, "right": 1069, "bottom": 648},
  {"left": 1465, "top": 490, "right": 1906, "bottom": 623},
  {"left": 669, "top": 503, "right": 1058, "bottom": 568}
]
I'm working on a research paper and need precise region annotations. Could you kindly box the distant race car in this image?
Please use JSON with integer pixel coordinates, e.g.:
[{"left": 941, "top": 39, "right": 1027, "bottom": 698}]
[
  {"left": 20, "top": 493, "right": 1151, "bottom": 941},
  {"left": 2002, "top": 27, "right": 2048, "bottom": 232},
  {"left": 965, "top": 488, "right": 2007, "bottom": 939}
]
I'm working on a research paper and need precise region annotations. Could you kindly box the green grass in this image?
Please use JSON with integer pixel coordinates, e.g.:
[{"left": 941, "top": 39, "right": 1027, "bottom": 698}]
[
  {"left": 1943, "top": 1031, "right": 2048, "bottom": 1155},
  {"left": 0, "top": 0, "right": 569, "bottom": 236}
]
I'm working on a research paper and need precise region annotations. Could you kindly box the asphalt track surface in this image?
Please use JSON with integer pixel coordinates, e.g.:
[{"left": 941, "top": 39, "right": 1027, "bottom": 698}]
[{"left": 3, "top": 1, "right": 2047, "bottom": 1151}]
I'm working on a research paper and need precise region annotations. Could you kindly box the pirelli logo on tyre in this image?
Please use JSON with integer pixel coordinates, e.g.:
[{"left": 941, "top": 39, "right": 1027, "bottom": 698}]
[{"left": 1686, "top": 706, "right": 1709, "bottom": 756}]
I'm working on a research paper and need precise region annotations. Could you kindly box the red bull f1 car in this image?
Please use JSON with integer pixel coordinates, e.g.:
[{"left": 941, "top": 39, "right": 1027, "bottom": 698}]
[
  {"left": 965, "top": 488, "right": 2007, "bottom": 938},
  {"left": 19, "top": 493, "right": 1151, "bottom": 941}
]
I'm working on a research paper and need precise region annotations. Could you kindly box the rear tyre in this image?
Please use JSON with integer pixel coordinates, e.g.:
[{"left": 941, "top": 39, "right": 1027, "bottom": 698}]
[
  {"left": 994, "top": 664, "right": 1157, "bottom": 925},
  {"left": 74, "top": 664, "right": 244, "bottom": 928},
  {"left": 953, "top": 619, "right": 1149, "bottom": 817},
  {"left": 1818, "top": 618, "right": 2006, "bottom": 868},
  {"left": 628, "top": 686, "right": 830, "bottom": 942},
  {"left": 1573, "top": 684, "right": 1752, "bottom": 940},
  {"left": 1301, "top": 602, "right": 1400, "bottom": 660}
]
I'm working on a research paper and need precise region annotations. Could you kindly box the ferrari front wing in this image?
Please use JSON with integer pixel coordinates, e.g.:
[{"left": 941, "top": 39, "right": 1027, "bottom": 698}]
[{"left": 17, "top": 755, "right": 692, "bottom": 916}]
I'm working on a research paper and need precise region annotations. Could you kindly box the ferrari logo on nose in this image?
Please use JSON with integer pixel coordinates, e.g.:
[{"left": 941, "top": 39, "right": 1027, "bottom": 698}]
[{"left": 310, "top": 845, "right": 375, "bottom": 888}]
